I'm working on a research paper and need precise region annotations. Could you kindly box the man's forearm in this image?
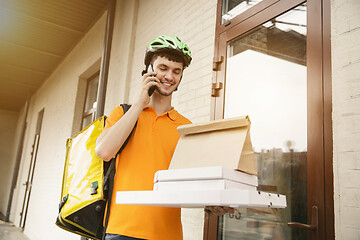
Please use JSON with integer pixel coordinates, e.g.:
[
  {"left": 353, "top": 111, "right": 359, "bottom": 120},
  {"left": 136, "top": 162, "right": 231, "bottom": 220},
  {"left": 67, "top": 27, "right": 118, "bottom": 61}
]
[
  {"left": 96, "top": 64, "right": 159, "bottom": 161},
  {"left": 95, "top": 103, "right": 144, "bottom": 161}
]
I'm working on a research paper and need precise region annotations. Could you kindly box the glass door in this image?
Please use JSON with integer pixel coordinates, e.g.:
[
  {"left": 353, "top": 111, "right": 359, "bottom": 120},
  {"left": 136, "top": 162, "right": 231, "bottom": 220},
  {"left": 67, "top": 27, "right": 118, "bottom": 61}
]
[
  {"left": 219, "top": 4, "right": 307, "bottom": 240},
  {"left": 208, "top": 0, "right": 333, "bottom": 239}
]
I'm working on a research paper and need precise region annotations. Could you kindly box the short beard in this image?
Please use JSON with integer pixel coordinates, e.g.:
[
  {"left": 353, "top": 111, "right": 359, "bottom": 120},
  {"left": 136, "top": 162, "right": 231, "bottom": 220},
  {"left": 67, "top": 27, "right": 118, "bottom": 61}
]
[{"left": 156, "top": 82, "right": 180, "bottom": 96}]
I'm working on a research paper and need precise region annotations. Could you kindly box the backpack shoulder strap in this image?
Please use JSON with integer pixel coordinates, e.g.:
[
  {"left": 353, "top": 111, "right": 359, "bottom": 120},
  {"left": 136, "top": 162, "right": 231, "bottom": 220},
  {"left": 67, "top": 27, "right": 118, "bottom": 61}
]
[
  {"left": 120, "top": 103, "right": 132, "bottom": 114},
  {"left": 103, "top": 104, "right": 133, "bottom": 187},
  {"left": 102, "top": 103, "right": 135, "bottom": 239}
]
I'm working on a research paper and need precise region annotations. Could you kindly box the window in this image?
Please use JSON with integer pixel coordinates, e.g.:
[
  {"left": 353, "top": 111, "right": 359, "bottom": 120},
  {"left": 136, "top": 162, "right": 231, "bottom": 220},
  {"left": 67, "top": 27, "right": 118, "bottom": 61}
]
[
  {"left": 81, "top": 72, "right": 99, "bottom": 130},
  {"left": 222, "top": 0, "right": 263, "bottom": 23}
]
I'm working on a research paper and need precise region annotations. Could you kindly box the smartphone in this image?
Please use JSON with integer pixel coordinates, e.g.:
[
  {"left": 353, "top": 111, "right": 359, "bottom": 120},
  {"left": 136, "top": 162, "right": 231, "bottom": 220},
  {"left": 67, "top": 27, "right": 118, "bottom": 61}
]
[{"left": 147, "top": 64, "right": 157, "bottom": 96}]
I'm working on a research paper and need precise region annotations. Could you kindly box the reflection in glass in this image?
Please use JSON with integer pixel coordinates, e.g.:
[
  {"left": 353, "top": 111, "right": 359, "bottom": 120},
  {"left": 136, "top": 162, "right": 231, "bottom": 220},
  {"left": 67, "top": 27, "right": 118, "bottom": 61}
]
[
  {"left": 220, "top": 3, "right": 307, "bottom": 240},
  {"left": 81, "top": 74, "right": 99, "bottom": 130},
  {"left": 81, "top": 114, "right": 92, "bottom": 130},
  {"left": 84, "top": 74, "right": 99, "bottom": 112},
  {"left": 222, "top": 0, "right": 263, "bottom": 23}
]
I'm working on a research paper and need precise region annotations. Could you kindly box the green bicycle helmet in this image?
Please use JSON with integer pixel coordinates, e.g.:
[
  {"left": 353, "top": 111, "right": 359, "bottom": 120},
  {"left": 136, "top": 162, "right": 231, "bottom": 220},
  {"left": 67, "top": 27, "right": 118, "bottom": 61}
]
[{"left": 144, "top": 35, "right": 192, "bottom": 68}]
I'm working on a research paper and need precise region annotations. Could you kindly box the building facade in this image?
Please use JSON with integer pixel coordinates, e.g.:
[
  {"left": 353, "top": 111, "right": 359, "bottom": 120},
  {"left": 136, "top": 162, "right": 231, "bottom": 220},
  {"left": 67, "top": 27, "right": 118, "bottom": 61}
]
[{"left": 0, "top": 0, "right": 359, "bottom": 239}]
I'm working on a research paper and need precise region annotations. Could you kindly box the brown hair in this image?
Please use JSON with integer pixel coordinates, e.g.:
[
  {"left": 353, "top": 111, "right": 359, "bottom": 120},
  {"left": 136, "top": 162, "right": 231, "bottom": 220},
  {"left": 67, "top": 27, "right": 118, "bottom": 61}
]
[{"left": 151, "top": 50, "right": 185, "bottom": 68}]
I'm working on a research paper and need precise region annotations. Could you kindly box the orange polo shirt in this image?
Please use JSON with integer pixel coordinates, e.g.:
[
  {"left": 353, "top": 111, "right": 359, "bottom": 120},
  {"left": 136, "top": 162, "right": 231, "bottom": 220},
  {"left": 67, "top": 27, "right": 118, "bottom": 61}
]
[{"left": 104, "top": 106, "right": 191, "bottom": 240}]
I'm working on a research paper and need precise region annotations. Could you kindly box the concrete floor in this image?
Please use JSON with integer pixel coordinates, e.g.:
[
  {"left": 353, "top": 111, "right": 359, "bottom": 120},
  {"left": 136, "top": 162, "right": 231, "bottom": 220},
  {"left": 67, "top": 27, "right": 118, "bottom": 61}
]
[{"left": 0, "top": 220, "right": 31, "bottom": 240}]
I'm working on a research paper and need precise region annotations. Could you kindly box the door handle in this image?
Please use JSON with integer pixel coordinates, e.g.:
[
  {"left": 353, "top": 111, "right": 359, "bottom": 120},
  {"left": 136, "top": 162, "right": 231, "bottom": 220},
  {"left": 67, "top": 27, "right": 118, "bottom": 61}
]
[{"left": 288, "top": 205, "right": 318, "bottom": 230}]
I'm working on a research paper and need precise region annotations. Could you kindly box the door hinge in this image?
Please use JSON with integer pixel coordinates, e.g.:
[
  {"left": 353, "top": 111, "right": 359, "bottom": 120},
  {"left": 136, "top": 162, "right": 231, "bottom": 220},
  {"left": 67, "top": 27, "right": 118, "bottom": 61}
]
[
  {"left": 213, "top": 56, "right": 224, "bottom": 71},
  {"left": 211, "top": 82, "right": 223, "bottom": 97}
]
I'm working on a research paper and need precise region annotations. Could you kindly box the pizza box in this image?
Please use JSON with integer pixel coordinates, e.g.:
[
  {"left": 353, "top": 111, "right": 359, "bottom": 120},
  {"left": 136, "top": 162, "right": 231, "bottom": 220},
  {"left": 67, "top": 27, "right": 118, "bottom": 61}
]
[
  {"left": 153, "top": 179, "right": 257, "bottom": 191},
  {"left": 115, "top": 189, "right": 287, "bottom": 209},
  {"left": 154, "top": 166, "right": 258, "bottom": 186}
]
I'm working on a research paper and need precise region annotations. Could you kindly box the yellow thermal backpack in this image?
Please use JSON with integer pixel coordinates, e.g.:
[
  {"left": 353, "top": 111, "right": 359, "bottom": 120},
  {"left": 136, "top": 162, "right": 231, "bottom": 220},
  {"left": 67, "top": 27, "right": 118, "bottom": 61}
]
[{"left": 56, "top": 104, "right": 133, "bottom": 239}]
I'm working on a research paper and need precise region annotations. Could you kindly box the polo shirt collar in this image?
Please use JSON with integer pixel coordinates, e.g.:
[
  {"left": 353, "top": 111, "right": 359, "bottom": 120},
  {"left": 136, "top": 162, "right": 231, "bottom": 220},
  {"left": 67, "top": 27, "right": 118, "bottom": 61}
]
[
  {"left": 167, "top": 108, "right": 179, "bottom": 121},
  {"left": 144, "top": 106, "right": 179, "bottom": 121}
]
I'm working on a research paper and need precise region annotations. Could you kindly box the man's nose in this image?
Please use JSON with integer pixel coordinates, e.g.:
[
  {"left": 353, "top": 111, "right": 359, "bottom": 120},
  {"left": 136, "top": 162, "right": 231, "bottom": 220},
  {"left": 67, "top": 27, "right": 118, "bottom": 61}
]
[{"left": 164, "top": 70, "right": 173, "bottom": 80}]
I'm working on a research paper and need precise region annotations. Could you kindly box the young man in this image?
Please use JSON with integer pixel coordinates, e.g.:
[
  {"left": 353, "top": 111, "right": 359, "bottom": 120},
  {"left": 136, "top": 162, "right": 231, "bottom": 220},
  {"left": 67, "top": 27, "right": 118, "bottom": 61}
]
[{"left": 95, "top": 35, "right": 192, "bottom": 240}]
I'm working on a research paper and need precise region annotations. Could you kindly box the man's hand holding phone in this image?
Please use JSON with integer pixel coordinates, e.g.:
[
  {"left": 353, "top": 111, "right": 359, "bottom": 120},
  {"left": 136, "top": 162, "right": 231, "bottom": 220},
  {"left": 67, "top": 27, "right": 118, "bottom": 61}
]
[
  {"left": 137, "top": 64, "right": 160, "bottom": 108},
  {"left": 147, "top": 65, "right": 158, "bottom": 96}
]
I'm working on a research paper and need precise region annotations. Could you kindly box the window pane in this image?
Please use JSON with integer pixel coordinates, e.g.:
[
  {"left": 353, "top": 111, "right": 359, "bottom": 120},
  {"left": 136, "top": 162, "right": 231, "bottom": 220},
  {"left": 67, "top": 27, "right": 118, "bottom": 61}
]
[
  {"left": 220, "top": 3, "right": 307, "bottom": 240},
  {"left": 84, "top": 74, "right": 99, "bottom": 112},
  {"left": 81, "top": 114, "right": 93, "bottom": 130},
  {"left": 222, "top": 0, "right": 263, "bottom": 23}
]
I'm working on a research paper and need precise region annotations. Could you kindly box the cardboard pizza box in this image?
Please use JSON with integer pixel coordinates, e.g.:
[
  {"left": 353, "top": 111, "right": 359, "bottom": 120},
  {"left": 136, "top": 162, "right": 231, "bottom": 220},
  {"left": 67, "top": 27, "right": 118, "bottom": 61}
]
[
  {"left": 153, "top": 179, "right": 256, "bottom": 191},
  {"left": 154, "top": 166, "right": 258, "bottom": 186}
]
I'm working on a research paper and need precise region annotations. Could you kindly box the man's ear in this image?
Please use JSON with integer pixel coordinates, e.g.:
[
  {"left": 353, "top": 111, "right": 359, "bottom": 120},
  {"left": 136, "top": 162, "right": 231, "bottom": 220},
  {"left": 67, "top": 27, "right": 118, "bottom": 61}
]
[{"left": 174, "top": 75, "right": 183, "bottom": 92}]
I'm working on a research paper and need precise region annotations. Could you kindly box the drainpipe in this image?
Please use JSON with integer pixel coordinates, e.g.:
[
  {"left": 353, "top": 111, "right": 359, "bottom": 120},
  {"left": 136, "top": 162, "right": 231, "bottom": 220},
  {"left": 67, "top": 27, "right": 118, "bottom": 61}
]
[
  {"left": 95, "top": 0, "right": 116, "bottom": 118},
  {"left": 5, "top": 98, "right": 30, "bottom": 223},
  {"left": 80, "top": 1, "right": 116, "bottom": 239}
]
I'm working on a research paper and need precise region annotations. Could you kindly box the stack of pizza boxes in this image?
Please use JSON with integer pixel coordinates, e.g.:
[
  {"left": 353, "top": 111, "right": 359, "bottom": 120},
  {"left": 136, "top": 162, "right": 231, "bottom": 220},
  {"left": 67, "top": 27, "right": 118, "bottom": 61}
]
[
  {"left": 153, "top": 116, "right": 259, "bottom": 192},
  {"left": 153, "top": 166, "right": 258, "bottom": 192}
]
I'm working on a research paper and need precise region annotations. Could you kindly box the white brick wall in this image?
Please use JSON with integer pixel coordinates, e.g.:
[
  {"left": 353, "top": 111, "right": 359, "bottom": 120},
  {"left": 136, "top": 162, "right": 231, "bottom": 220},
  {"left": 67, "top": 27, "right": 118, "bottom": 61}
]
[
  {"left": 331, "top": 0, "right": 360, "bottom": 239},
  {"left": 105, "top": 0, "right": 139, "bottom": 114}
]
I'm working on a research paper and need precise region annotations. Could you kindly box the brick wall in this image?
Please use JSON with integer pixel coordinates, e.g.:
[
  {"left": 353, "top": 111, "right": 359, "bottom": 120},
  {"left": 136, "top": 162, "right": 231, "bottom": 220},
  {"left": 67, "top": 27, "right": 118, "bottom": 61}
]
[{"left": 331, "top": 0, "right": 360, "bottom": 239}]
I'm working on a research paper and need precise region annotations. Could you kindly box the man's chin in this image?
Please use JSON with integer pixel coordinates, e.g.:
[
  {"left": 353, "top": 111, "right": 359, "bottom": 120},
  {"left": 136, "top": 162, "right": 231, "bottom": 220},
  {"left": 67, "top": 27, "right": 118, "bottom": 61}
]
[
  {"left": 157, "top": 90, "right": 173, "bottom": 97},
  {"left": 155, "top": 88, "right": 174, "bottom": 97}
]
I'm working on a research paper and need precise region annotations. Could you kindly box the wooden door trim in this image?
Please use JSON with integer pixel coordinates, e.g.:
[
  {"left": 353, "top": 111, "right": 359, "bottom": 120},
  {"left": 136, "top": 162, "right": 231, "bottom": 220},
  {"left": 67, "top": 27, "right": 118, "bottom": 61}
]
[{"left": 322, "top": 0, "right": 334, "bottom": 238}]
